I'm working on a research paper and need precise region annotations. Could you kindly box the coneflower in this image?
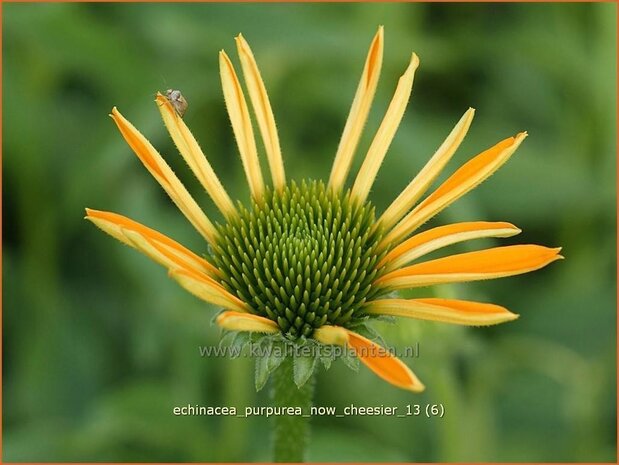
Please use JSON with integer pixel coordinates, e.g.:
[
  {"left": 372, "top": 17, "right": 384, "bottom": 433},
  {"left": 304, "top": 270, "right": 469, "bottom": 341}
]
[{"left": 86, "top": 27, "right": 562, "bottom": 462}]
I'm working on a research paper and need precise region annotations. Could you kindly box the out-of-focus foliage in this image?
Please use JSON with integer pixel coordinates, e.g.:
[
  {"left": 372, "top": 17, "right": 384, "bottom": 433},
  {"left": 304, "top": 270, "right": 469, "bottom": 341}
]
[{"left": 3, "top": 3, "right": 616, "bottom": 462}]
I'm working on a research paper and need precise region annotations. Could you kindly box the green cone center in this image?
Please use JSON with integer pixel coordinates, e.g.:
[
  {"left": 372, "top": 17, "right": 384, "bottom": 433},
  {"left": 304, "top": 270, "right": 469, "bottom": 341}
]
[{"left": 211, "top": 180, "right": 387, "bottom": 338}]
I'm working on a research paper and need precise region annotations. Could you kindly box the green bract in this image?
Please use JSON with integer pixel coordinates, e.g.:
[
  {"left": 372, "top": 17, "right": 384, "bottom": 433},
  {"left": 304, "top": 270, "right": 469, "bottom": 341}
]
[{"left": 211, "top": 180, "right": 389, "bottom": 339}]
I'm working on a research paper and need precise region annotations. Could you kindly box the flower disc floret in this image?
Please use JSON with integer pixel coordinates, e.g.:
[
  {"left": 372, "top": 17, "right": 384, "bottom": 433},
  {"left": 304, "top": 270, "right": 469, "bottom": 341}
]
[{"left": 211, "top": 180, "right": 388, "bottom": 338}]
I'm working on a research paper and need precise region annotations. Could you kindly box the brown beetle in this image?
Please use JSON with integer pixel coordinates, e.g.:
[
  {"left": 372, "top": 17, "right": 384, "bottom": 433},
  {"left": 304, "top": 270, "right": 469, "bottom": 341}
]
[{"left": 165, "top": 89, "right": 188, "bottom": 117}]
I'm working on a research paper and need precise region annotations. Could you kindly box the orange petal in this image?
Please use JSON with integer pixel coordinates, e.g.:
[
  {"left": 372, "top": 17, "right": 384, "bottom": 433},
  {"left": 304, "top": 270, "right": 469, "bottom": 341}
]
[
  {"left": 110, "top": 108, "right": 217, "bottom": 243},
  {"left": 170, "top": 268, "right": 250, "bottom": 313},
  {"left": 379, "top": 108, "right": 475, "bottom": 229},
  {"left": 351, "top": 53, "right": 419, "bottom": 203},
  {"left": 85, "top": 208, "right": 219, "bottom": 277},
  {"left": 219, "top": 50, "right": 265, "bottom": 201},
  {"left": 377, "top": 244, "right": 563, "bottom": 289},
  {"left": 216, "top": 310, "right": 279, "bottom": 333},
  {"left": 346, "top": 330, "right": 424, "bottom": 392},
  {"left": 381, "top": 132, "right": 527, "bottom": 249},
  {"left": 155, "top": 93, "right": 236, "bottom": 218},
  {"left": 313, "top": 325, "right": 424, "bottom": 392},
  {"left": 379, "top": 221, "right": 520, "bottom": 271},
  {"left": 313, "top": 325, "right": 349, "bottom": 346},
  {"left": 236, "top": 34, "right": 286, "bottom": 191},
  {"left": 366, "top": 298, "right": 518, "bottom": 326},
  {"left": 328, "top": 26, "right": 384, "bottom": 192}
]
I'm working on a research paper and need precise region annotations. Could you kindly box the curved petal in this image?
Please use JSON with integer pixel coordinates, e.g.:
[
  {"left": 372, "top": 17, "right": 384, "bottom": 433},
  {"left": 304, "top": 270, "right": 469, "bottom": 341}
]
[
  {"left": 155, "top": 93, "right": 236, "bottom": 218},
  {"left": 236, "top": 34, "right": 286, "bottom": 191},
  {"left": 329, "top": 26, "right": 384, "bottom": 192},
  {"left": 120, "top": 228, "right": 216, "bottom": 280},
  {"left": 377, "top": 244, "right": 563, "bottom": 289},
  {"left": 220, "top": 50, "right": 265, "bottom": 201},
  {"left": 381, "top": 132, "right": 527, "bottom": 249},
  {"left": 347, "top": 330, "right": 425, "bottom": 392},
  {"left": 365, "top": 298, "right": 518, "bottom": 326},
  {"left": 351, "top": 53, "right": 419, "bottom": 203},
  {"left": 110, "top": 108, "right": 218, "bottom": 243},
  {"left": 379, "top": 221, "right": 521, "bottom": 271},
  {"left": 379, "top": 108, "right": 475, "bottom": 230},
  {"left": 216, "top": 310, "right": 279, "bottom": 333},
  {"left": 170, "top": 268, "right": 250, "bottom": 313},
  {"left": 85, "top": 208, "right": 219, "bottom": 277},
  {"left": 313, "top": 325, "right": 424, "bottom": 392}
]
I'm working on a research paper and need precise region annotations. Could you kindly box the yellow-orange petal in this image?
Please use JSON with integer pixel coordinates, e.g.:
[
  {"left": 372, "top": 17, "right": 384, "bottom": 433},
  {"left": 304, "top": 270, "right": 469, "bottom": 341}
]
[
  {"left": 365, "top": 298, "right": 518, "bottom": 326},
  {"left": 119, "top": 228, "right": 218, "bottom": 283},
  {"left": 169, "top": 268, "right": 250, "bottom": 313},
  {"left": 216, "top": 310, "right": 279, "bottom": 333},
  {"left": 236, "top": 34, "right": 286, "bottom": 192},
  {"left": 155, "top": 93, "right": 236, "bottom": 218},
  {"left": 313, "top": 326, "right": 423, "bottom": 392},
  {"left": 313, "top": 325, "right": 349, "bottom": 346},
  {"left": 219, "top": 50, "right": 265, "bottom": 201},
  {"left": 381, "top": 132, "right": 527, "bottom": 249},
  {"left": 379, "top": 108, "right": 475, "bottom": 230},
  {"left": 346, "top": 330, "right": 425, "bottom": 392},
  {"left": 110, "top": 107, "right": 218, "bottom": 243},
  {"left": 328, "top": 26, "right": 384, "bottom": 192},
  {"left": 351, "top": 53, "right": 419, "bottom": 204},
  {"left": 379, "top": 221, "right": 521, "bottom": 271},
  {"left": 377, "top": 244, "right": 563, "bottom": 289},
  {"left": 85, "top": 208, "right": 219, "bottom": 277}
]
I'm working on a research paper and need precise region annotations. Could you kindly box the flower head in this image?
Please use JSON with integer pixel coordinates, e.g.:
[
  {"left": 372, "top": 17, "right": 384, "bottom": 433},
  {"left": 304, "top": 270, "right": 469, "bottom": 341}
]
[{"left": 86, "top": 27, "right": 562, "bottom": 393}]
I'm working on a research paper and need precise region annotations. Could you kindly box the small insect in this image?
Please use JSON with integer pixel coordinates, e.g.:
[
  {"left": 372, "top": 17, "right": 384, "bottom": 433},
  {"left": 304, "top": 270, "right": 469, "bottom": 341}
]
[{"left": 165, "top": 89, "right": 188, "bottom": 117}]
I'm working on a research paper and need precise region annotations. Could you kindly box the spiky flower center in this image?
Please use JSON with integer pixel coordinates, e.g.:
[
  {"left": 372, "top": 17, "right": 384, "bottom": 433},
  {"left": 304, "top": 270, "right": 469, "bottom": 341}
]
[{"left": 211, "top": 180, "right": 388, "bottom": 339}]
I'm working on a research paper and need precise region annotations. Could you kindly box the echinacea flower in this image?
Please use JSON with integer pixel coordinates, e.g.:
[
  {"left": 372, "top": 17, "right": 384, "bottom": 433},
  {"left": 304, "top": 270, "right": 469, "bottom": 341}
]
[{"left": 86, "top": 27, "right": 562, "bottom": 396}]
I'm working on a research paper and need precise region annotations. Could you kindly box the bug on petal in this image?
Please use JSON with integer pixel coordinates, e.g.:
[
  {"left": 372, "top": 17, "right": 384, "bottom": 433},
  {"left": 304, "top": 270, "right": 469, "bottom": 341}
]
[{"left": 165, "top": 88, "right": 188, "bottom": 117}]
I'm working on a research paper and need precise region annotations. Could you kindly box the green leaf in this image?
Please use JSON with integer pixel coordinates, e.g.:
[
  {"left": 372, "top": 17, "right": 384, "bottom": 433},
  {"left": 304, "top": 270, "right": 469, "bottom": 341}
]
[
  {"left": 266, "top": 340, "right": 287, "bottom": 373},
  {"left": 218, "top": 330, "right": 236, "bottom": 348},
  {"left": 293, "top": 353, "right": 317, "bottom": 388},
  {"left": 320, "top": 351, "right": 334, "bottom": 370},
  {"left": 255, "top": 353, "right": 270, "bottom": 391},
  {"left": 309, "top": 340, "right": 336, "bottom": 370},
  {"left": 249, "top": 332, "right": 264, "bottom": 344},
  {"left": 341, "top": 351, "right": 360, "bottom": 372},
  {"left": 230, "top": 332, "right": 250, "bottom": 356}
]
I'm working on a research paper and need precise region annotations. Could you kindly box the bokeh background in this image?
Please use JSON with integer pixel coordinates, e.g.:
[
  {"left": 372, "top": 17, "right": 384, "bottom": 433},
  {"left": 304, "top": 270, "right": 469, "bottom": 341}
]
[{"left": 3, "top": 2, "right": 616, "bottom": 462}]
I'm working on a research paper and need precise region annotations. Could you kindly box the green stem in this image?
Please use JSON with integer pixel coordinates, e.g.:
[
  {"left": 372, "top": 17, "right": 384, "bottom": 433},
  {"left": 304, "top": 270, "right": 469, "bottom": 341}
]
[{"left": 271, "top": 356, "right": 315, "bottom": 462}]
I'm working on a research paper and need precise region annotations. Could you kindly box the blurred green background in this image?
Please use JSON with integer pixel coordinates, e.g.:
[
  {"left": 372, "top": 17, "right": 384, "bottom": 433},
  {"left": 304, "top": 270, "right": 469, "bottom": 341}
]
[{"left": 3, "top": 2, "right": 616, "bottom": 462}]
